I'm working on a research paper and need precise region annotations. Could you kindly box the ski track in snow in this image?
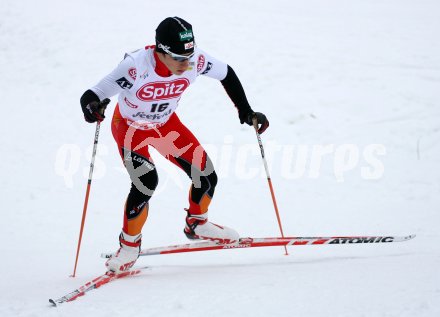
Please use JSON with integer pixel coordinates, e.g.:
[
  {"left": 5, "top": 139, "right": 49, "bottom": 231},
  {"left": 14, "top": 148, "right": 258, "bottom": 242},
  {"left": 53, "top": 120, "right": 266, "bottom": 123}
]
[{"left": 1, "top": 0, "right": 439, "bottom": 316}]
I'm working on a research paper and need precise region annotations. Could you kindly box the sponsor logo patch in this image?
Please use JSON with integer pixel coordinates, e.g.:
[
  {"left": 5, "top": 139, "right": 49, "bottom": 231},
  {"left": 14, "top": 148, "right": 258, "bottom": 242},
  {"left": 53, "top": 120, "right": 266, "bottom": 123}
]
[
  {"left": 123, "top": 149, "right": 155, "bottom": 171},
  {"left": 223, "top": 244, "right": 251, "bottom": 249},
  {"left": 136, "top": 78, "right": 190, "bottom": 101},
  {"left": 184, "top": 41, "right": 194, "bottom": 50},
  {"left": 116, "top": 77, "right": 133, "bottom": 89},
  {"left": 128, "top": 67, "right": 137, "bottom": 80},
  {"left": 197, "top": 55, "right": 205, "bottom": 72},
  {"left": 140, "top": 69, "right": 149, "bottom": 79},
  {"left": 328, "top": 237, "right": 395, "bottom": 244},
  {"left": 132, "top": 108, "right": 172, "bottom": 120},
  {"left": 179, "top": 29, "right": 193, "bottom": 41},
  {"left": 201, "top": 62, "right": 213, "bottom": 75}
]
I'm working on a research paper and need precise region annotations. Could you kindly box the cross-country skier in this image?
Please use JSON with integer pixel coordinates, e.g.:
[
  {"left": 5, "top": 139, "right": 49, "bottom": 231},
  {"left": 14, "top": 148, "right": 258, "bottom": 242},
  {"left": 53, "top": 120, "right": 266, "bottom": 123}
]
[{"left": 80, "top": 17, "right": 269, "bottom": 273}]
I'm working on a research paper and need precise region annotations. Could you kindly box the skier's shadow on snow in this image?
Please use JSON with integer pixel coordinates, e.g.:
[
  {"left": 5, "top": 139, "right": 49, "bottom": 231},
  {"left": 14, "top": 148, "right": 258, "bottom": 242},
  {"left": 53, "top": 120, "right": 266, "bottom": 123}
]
[{"left": 136, "top": 251, "right": 414, "bottom": 276}]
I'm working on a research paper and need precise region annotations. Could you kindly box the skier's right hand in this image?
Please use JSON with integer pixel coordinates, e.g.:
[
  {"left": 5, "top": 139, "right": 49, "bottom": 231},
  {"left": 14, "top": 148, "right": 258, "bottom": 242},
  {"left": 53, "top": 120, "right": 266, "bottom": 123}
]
[{"left": 82, "top": 98, "right": 110, "bottom": 123}]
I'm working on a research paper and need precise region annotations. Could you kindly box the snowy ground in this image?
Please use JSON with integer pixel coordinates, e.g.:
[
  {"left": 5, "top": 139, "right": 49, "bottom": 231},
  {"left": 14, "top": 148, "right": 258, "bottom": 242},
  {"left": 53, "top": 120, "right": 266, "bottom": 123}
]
[{"left": 1, "top": 0, "right": 439, "bottom": 316}]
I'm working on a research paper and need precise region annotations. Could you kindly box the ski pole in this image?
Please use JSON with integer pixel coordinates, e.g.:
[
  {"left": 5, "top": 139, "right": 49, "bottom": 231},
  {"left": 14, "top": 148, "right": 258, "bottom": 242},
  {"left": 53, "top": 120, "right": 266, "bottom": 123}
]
[
  {"left": 72, "top": 101, "right": 108, "bottom": 277},
  {"left": 252, "top": 115, "right": 289, "bottom": 255}
]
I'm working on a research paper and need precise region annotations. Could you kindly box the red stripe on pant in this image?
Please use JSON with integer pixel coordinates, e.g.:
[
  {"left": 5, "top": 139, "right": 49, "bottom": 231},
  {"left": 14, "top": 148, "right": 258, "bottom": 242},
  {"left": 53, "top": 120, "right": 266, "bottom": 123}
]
[{"left": 111, "top": 104, "right": 215, "bottom": 234}]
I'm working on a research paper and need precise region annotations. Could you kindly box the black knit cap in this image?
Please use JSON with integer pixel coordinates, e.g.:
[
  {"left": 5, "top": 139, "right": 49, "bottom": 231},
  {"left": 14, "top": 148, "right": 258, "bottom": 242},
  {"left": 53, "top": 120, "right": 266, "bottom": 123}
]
[{"left": 155, "top": 17, "right": 195, "bottom": 55}]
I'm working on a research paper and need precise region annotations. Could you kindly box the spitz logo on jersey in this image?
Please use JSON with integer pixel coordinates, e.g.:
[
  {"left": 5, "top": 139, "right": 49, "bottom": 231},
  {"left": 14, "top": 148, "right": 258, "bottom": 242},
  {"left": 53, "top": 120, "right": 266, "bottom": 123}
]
[
  {"left": 128, "top": 68, "right": 137, "bottom": 80},
  {"left": 197, "top": 55, "right": 205, "bottom": 72},
  {"left": 136, "top": 79, "right": 190, "bottom": 101}
]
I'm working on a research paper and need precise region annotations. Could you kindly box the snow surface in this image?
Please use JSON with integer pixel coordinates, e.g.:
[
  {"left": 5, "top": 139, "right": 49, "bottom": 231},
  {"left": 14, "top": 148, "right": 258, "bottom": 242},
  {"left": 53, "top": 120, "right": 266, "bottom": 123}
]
[{"left": 1, "top": 0, "right": 439, "bottom": 316}]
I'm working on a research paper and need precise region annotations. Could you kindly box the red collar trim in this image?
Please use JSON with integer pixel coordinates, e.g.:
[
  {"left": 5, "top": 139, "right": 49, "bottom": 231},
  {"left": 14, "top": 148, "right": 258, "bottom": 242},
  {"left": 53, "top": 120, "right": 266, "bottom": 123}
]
[{"left": 153, "top": 51, "right": 172, "bottom": 77}]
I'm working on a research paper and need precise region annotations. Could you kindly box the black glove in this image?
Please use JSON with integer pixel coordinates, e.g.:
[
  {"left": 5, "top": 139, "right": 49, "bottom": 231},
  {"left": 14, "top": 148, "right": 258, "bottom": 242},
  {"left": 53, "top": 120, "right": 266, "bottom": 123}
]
[
  {"left": 239, "top": 110, "right": 269, "bottom": 134},
  {"left": 82, "top": 98, "right": 110, "bottom": 123}
]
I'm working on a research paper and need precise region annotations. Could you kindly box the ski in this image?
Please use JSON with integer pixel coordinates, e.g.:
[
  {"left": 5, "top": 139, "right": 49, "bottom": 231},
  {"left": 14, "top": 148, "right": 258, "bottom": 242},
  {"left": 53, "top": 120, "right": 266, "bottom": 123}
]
[
  {"left": 49, "top": 267, "right": 146, "bottom": 306},
  {"left": 55, "top": 235, "right": 414, "bottom": 306},
  {"left": 101, "top": 234, "right": 415, "bottom": 258}
]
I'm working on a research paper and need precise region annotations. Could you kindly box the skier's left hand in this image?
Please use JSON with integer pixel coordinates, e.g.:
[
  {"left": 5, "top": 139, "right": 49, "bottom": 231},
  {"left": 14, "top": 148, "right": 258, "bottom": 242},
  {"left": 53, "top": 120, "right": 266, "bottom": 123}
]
[{"left": 241, "top": 111, "right": 269, "bottom": 134}]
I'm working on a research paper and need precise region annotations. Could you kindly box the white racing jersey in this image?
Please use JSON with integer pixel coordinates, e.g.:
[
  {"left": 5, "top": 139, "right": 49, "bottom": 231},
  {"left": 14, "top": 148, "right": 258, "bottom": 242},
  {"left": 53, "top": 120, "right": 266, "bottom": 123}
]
[{"left": 91, "top": 46, "right": 228, "bottom": 129}]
